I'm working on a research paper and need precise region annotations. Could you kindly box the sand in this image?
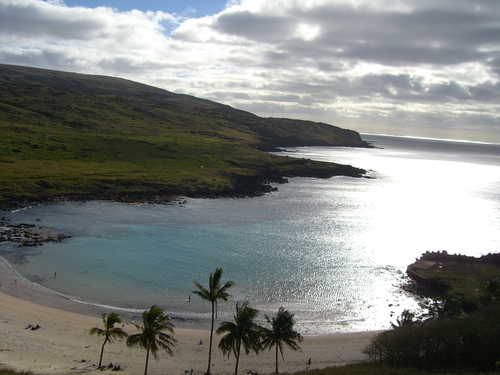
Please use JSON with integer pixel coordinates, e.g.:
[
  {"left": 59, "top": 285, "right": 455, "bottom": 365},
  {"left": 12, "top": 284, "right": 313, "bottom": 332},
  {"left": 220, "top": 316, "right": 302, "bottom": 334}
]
[{"left": 0, "top": 268, "right": 378, "bottom": 375}]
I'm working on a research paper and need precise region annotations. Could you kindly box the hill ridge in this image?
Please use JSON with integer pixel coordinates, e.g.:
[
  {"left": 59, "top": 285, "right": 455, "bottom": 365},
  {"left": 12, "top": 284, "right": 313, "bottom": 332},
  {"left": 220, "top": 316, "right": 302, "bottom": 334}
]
[{"left": 0, "top": 63, "right": 368, "bottom": 209}]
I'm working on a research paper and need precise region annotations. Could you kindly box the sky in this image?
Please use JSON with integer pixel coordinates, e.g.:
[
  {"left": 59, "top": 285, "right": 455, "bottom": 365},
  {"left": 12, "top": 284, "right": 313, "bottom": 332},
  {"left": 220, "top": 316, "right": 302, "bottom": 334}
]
[{"left": 0, "top": 0, "right": 499, "bottom": 143}]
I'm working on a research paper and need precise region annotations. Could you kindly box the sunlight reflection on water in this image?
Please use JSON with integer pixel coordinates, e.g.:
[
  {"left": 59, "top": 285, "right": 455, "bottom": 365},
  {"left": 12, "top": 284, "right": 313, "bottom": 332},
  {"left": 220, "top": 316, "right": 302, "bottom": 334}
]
[{"left": 2, "top": 134, "right": 499, "bottom": 334}]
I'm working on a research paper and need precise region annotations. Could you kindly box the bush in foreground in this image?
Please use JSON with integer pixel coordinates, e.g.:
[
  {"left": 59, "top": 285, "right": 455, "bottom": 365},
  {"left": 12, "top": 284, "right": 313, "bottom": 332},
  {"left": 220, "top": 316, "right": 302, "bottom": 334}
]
[
  {"left": 363, "top": 303, "right": 500, "bottom": 372},
  {"left": 294, "top": 362, "right": 483, "bottom": 375},
  {"left": 0, "top": 370, "right": 33, "bottom": 375}
]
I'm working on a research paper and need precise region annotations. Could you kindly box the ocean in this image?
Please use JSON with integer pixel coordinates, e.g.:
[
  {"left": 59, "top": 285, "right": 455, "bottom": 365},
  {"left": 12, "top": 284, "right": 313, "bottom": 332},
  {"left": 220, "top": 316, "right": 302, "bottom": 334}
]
[{"left": 1, "top": 134, "right": 499, "bottom": 334}]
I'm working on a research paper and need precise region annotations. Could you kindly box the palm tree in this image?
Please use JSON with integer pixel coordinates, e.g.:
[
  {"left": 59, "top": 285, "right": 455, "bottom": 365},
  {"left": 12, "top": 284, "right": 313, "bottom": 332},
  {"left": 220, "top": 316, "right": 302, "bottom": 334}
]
[
  {"left": 192, "top": 267, "right": 235, "bottom": 374},
  {"left": 261, "top": 307, "right": 303, "bottom": 373},
  {"left": 89, "top": 312, "right": 128, "bottom": 369},
  {"left": 390, "top": 309, "right": 418, "bottom": 329},
  {"left": 216, "top": 301, "right": 262, "bottom": 375},
  {"left": 126, "top": 305, "right": 177, "bottom": 375}
]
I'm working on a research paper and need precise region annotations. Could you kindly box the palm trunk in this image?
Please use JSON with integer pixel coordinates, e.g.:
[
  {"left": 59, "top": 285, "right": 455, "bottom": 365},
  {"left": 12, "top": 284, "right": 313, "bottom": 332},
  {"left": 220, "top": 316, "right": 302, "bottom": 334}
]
[
  {"left": 98, "top": 338, "right": 107, "bottom": 368},
  {"left": 144, "top": 343, "right": 150, "bottom": 375},
  {"left": 275, "top": 344, "right": 279, "bottom": 373},
  {"left": 234, "top": 340, "right": 241, "bottom": 375},
  {"left": 207, "top": 301, "right": 215, "bottom": 375}
]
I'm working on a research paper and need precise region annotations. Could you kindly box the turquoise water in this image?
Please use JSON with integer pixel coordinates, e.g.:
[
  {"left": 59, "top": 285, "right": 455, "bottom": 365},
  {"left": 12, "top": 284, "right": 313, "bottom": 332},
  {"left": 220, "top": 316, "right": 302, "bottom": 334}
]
[{"left": 2, "top": 134, "right": 499, "bottom": 334}]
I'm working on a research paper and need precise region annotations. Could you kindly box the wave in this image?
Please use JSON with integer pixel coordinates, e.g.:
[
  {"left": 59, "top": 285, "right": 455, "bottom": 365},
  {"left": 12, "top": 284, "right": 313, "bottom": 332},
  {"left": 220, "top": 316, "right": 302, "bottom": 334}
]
[{"left": 0, "top": 255, "right": 210, "bottom": 324}]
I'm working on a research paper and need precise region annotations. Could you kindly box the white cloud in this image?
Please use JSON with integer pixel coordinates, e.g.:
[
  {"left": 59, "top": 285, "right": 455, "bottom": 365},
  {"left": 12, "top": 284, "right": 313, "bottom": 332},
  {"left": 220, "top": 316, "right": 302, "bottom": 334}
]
[{"left": 0, "top": 0, "right": 499, "bottom": 142}]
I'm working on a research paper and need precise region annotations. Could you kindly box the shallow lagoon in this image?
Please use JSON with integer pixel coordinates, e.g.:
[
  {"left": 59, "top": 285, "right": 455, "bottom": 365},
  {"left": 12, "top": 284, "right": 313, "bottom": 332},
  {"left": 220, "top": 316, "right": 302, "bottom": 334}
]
[{"left": 2, "top": 134, "right": 499, "bottom": 334}]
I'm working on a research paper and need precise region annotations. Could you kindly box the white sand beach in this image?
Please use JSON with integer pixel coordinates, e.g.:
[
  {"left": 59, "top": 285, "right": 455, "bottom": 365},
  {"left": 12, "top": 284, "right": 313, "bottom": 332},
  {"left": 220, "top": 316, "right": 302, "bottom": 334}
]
[{"left": 0, "top": 270, "right": 377, "bottom": 375}]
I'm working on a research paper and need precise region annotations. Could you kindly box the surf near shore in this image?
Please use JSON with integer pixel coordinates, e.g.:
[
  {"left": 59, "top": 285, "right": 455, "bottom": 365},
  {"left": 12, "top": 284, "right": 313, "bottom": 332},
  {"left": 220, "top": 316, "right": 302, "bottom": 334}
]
[{"left": 0, "top": 264, "right": 377, "bottom": 375}]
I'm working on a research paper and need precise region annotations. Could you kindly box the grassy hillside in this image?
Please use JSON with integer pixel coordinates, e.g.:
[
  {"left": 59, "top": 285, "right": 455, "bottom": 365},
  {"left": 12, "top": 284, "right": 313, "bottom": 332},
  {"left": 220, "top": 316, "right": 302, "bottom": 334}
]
[{"left": 0, "top": 64, "right": 368, "bottom": 209}]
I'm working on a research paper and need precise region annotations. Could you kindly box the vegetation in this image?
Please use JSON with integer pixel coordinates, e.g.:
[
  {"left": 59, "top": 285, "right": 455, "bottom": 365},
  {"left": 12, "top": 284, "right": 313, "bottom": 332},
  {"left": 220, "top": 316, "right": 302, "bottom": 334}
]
[
  {"left": 407, "top": 251, "right": 500, "bottom": 310},
  {"left": 363, "top": 251, "right": 500, "bottom": 372},
  {"left": 294, "top": 363, "right": 486, "bottom": 375},
  {"left": 363, "top": 303, "right": 500, "bottom": 371},
  {"left": 217, "top": 301, "right": 262, "bottom": 375},
  {"left": 0, "top": 64, "right": 368, "bottom": 209},
  {"left": 261, "top": 307, "right": 303, "bottom": 373},
  {"left": 5, "top": 253, "right": 500, "bottom": 375},
  {"left": 0, "top": 362, "right": 493, "bottom": 375},
  {"left": 126, "top": 305, "right": 177, "bottom": 375},
  {"left": 0, "top": 370, "right": 34, "bottom": 375},
  {"left": 477, "top": 278, "right": 500, "bottom": 305},
  {"left": 88, "top": 312, "right": 128, "bottom": 369},
  {"left": 1, "top": 363, "right": 490, "bottom": 375},
  {"left": 192, "top": 267, "right": 235, "bottom": 375}
]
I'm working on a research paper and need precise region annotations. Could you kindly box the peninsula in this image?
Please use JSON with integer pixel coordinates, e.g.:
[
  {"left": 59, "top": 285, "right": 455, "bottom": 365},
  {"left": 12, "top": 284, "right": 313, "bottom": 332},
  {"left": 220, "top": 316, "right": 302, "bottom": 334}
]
[
  {"left": 406, "top": 250, "right": 500, "bottom": 309},
  {"left": 0, "top": 64, "right": 369, "bottom": 210}
]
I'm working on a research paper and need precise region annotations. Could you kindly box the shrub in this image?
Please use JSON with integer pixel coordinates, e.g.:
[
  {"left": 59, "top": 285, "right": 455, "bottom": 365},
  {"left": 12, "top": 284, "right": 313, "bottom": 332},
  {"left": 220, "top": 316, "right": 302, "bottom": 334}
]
[{"left": 363, "top": 304, "right": 500, "bottom": 371}]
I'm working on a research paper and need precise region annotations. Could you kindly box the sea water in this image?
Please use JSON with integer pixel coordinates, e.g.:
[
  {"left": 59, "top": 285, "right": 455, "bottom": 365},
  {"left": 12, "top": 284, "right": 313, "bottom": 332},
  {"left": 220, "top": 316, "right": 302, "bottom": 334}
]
[{"left": 1, "top": 134, "right": 499, "bottom": 334}]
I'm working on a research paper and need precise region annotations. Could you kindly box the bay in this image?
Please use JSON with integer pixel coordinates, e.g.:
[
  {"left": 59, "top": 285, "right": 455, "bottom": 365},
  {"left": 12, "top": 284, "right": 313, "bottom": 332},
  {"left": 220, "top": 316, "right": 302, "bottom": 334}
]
[{"left": 2, "top": 134, "right": 499, "bottom": 334}]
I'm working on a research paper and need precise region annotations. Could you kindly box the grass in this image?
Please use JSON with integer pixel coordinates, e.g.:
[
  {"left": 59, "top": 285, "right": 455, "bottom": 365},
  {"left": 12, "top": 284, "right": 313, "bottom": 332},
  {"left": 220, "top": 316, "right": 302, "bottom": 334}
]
[
  {"left": 418, "top": 262, "right": 500, "bottom": 303},
  {"left": 296, "top": 362, "right": 492, "bottom": 375},
  {"left": 410, "top": 252, "right": 500, "bottom": 310},
  {"left": 0, "top": 64, "right": 368, "bottom": 207}
]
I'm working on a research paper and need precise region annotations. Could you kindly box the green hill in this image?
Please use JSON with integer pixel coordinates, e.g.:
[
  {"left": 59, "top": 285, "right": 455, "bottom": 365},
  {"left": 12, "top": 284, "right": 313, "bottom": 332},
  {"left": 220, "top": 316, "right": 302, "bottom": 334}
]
[{"left": 0, "top": 64, "right": 368, "bottom": 209}]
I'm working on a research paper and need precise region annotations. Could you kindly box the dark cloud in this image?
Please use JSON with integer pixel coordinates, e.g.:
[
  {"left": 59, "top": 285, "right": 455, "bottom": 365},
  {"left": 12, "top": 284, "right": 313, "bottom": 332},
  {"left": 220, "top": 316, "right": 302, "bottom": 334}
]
[
  {"left": 212, "top": 1, "right": 500, "bottom": 67},
  {"left": 214, "top": 10, "right": 294, "bottom": 42},
  {"left": 0, "top": 1, "right": 106, "bottom": 40},
  {"left": 488, "top": 57, "right": 500, "bottom": 77},
  {"left": 0, "top": 0, "right": 499, "bottom": 142},
  {"left": 269, "top": 73, "right": 500, "bottom": 104}
]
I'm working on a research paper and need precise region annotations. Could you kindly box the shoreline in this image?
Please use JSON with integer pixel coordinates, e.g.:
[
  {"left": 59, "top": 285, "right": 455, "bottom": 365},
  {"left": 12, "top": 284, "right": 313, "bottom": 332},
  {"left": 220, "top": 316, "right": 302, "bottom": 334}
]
[
  {"left": 0, "top": 260, "right": 378, "bottom": 375},
  {"left": 0, "top": 201, "right": 403, "bottom": 336},
  {"left": 0, "top": 159, "right": 367, "bottom": 212}
]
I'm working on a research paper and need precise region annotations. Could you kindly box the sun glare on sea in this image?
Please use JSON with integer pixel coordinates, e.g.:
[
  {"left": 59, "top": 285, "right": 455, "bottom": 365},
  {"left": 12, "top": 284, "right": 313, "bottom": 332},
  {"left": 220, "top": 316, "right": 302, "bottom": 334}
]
[{"left": 358, "top": 156, "right": 500, "bottom": 264}]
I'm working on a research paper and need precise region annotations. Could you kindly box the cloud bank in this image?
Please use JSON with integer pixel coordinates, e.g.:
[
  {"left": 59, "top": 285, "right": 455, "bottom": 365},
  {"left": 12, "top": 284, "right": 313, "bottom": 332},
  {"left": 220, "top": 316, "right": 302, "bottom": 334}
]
[{"left": 1, "top": 0, "right": 499, "bottom": 142}]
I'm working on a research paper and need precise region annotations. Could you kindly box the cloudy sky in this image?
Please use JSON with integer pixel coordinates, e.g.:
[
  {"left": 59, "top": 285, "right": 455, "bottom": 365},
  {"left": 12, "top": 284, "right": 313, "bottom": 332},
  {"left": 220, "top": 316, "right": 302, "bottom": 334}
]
[{"left": 1, "top": 0, "right": 499, "bottom": 143}]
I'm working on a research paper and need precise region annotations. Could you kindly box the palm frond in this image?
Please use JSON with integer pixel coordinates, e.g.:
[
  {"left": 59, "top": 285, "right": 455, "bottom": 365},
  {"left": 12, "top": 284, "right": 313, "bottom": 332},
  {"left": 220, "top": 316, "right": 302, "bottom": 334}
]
[
  {"left": 192, "top": 281, "right": 210, "bottom": 299},
  {"left": 217, "top": 302, "right": 262, "bottom": 357},
  {"left": 89, "top": 327, "right": 105, "bottom": 336},
  {"left": 217, "top": 322, "right": 238, "bottom": 358},
  {"left": 105, "top": 312, "right": 122, "bottom": 328},
  {"left": 261, "top": 307, "right": 302, "bottom": 368},
  {"left": 126, "top": 333, "right": 145, "bottom": 348},
  {"left": 126, "top": 304, "right": 176, "bottom": 368},
  {"left": 108, "top": 327, "right": 128, "bottom": 343},
  {"left": 216, "top": 320, "right": 237, "bottom": 335}
]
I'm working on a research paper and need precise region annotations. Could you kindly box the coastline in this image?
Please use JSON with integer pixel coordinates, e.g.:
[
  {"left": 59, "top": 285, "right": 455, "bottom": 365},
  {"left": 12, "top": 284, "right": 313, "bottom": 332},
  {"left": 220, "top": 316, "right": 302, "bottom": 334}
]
[{"left": 0, "top": 260, "right": 377, "bottom": 375}]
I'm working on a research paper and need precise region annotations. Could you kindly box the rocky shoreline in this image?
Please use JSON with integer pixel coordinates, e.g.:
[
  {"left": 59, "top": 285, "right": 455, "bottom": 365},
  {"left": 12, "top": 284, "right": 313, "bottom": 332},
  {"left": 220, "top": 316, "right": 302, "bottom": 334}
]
[
  {"left": 0, "top": 218, "right": 72, "bottom": 265},
  {"left": 0, "top": 164, "right": 366, "bottom": 212},
  {"left": 0, "top": 220, "right": 71, "bottom": 247}
]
